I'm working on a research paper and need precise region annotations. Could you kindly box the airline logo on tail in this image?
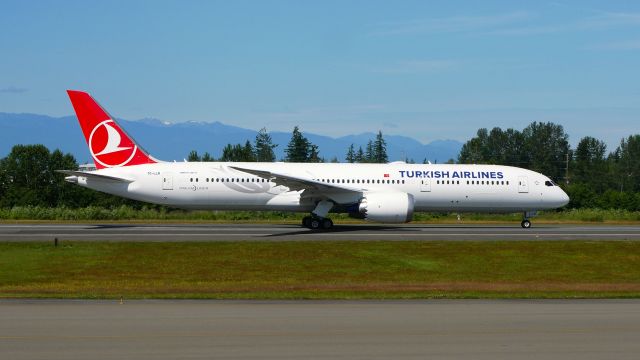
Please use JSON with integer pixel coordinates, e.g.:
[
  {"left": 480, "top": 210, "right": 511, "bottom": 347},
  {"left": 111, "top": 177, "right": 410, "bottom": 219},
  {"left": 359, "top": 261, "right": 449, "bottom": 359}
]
[
  {"left": 67, "top": 90, "right": 157, "bottom": 169},
  {"left": 89, "top": 119, "right": 137, "bottom": 167}
]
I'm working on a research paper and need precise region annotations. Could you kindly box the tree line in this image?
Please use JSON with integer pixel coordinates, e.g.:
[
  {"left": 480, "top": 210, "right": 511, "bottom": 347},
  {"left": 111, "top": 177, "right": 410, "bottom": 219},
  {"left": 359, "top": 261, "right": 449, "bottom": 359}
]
[
  {"left": 457, "top": 121, "right": 640, "bottom": 210},
  {"left": 187, "top": 126, "right": 389, "bottom": 164},
  {"left": 0, "top": 144, "right": 142, "bottom": 208},
  {"left": 0, "top": 121, "right": 638, "bottom": 211}
]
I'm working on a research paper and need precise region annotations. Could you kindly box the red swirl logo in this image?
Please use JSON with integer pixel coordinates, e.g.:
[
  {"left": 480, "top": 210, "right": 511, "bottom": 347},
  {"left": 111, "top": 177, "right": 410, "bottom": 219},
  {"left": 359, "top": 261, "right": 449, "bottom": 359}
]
[{"left": 89, "top": 120, "right": 138, "bottom": 168}]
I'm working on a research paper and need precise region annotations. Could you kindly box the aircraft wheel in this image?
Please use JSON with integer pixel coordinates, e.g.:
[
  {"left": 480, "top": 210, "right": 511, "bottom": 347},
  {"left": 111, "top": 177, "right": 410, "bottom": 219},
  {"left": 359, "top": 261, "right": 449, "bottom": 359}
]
[
  {"left": 302, "top": 216, "right": 312, "bottom": 228},
  {"left": 309, "top": 218, "right": 321, "bottom": 230},
  {"left": 521, "top": 219, "right": 531, "bottom": 229},
  {"left": 321, "top": 218, "right": 334, "bottom": 230}
]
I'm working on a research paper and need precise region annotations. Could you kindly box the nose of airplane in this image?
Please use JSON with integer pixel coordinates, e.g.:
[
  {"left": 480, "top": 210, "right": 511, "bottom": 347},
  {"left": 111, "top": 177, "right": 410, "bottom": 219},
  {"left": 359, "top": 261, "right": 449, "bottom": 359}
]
[{"left": 558, "top": 188, "right": 570, "bottom": 207}]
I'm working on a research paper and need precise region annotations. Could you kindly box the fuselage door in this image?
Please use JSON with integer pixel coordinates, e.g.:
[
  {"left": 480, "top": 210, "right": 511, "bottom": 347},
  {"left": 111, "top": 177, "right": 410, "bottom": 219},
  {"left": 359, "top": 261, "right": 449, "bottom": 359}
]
[
  {"left": 518, "top": 176, "right": 528, "bottom": 193},
  {"left": 162, "top": 173, "right": 173, "bottom": 190},
  {"left": 420, "top": 179, "right": 431, "bottom": 192}
]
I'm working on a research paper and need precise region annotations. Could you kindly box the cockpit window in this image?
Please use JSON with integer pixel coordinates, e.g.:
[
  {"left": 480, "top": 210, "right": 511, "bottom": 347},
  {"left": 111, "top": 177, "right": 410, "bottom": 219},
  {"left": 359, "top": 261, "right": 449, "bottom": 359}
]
[{"left": 545, "top": 180, "right": 556, "bottom": 187}]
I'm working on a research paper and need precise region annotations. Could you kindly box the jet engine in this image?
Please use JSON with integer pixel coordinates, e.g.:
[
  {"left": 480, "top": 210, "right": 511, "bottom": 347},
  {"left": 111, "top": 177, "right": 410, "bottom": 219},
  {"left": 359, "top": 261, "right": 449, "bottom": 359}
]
[{"left": 356, "top": 192, "right": 415, "bottom": 223}]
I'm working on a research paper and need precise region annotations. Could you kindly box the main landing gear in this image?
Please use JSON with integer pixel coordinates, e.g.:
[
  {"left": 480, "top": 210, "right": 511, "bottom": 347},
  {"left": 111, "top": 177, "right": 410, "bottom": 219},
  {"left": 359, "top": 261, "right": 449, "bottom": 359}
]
[
  {"left": 521, "top": 219, "right": 531, "bottom": 229},
  {"left": 302, "top": 200, "right": 335, "bottom": 230},
  {"left": 302, "top": 216, "right": 334, "bottom": 230}
]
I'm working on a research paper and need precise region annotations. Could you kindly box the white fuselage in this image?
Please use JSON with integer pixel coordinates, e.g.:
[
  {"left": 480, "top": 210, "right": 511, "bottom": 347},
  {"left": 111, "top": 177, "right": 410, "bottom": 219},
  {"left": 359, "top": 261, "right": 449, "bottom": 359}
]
[{"left": 71, "top": 162, "right": 570, "bottom": 214}]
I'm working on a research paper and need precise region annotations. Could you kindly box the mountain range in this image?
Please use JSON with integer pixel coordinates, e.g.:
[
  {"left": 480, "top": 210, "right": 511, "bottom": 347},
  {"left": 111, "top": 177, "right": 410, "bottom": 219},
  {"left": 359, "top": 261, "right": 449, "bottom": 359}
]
[{"left": 0, "top": 113, "right": 462, "bottom": 164}]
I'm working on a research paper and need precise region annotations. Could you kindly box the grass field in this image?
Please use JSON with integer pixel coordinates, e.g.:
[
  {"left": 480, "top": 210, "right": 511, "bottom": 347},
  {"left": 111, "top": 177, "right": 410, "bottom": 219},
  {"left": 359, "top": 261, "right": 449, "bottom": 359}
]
[
  {"left": 1, "top": 206, "right": 640, "bottom": 224},
  {"left": 1, "top": 240, "right": 639, "bottom": 299}
]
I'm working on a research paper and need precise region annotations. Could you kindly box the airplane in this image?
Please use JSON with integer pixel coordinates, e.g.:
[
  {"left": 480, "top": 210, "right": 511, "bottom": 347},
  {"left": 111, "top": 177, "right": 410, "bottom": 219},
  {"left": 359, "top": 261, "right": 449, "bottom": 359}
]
[{"left": 59, "top": 90, "right": 570, "bottom": 229}]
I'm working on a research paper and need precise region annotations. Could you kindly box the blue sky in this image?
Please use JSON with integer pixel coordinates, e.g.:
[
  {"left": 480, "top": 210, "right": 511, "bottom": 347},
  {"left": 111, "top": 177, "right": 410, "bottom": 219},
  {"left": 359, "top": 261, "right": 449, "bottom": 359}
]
[{"left": 1, "top": 0, "right": 639, "bottom": 149}]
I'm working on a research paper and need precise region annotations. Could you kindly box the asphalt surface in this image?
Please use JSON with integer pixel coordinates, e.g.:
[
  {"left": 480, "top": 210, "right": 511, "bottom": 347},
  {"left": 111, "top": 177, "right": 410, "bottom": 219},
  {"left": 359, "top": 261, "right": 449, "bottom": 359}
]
[
  {"left": 0, "top": 223, "right": 639, "bottom": 241},
  {"left": 1, "top": 299, "right": 639, "bottom": 360}
]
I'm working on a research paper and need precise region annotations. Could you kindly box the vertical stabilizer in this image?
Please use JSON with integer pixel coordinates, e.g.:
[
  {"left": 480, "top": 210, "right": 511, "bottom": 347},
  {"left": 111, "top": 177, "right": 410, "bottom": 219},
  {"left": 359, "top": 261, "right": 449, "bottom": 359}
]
[{"left": 66, "top": 90, "right": 157, "bottom": 169}]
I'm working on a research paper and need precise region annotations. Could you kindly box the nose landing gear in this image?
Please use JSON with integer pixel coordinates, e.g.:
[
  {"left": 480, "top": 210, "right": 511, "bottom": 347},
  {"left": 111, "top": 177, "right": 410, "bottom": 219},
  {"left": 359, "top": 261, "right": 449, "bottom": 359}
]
[{"left": 521, "top": 211, "right": 537, "bottom": 229}]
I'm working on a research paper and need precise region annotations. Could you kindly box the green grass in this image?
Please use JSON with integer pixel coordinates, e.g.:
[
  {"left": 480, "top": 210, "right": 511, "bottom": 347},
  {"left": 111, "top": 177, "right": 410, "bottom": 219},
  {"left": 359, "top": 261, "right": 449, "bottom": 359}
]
[
  {"left": 1, "top": 206, "right": 640, "bottom": 224},
  {"left": 1, "top": 241, "right": 639, "bottom": 299}
]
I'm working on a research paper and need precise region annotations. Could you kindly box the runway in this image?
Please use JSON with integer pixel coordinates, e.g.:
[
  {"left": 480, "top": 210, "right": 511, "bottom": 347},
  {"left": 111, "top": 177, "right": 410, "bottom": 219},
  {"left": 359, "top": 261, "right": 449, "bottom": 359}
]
[
  {"left": 0, "top": 223, "right": 639, "bottom": 241},
  {"left": 1, "top": 299, "right": 639, "bottom": 360}
]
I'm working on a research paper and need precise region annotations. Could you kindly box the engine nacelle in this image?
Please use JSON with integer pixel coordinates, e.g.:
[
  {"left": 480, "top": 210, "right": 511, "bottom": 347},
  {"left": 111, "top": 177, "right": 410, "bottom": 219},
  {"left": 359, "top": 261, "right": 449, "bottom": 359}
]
[{"left": 357, "top": 192, "right": 415, "bottom": 223}]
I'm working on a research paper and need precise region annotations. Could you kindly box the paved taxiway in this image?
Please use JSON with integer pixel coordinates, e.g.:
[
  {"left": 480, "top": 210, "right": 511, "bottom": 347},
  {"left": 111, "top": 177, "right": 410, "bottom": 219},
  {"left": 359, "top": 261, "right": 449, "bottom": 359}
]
[
  {"left": 0, "top": 223, "right": 639, "bottom": 241},
  {"left": 2, "top": 299, "right": 639, "bottom": 360}
]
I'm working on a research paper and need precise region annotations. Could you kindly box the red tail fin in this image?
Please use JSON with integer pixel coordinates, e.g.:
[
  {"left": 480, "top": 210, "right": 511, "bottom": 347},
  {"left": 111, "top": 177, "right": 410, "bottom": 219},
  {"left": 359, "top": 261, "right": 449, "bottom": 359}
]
[{"left": 67, "top": 90, "right": 157, "bottom": 169}]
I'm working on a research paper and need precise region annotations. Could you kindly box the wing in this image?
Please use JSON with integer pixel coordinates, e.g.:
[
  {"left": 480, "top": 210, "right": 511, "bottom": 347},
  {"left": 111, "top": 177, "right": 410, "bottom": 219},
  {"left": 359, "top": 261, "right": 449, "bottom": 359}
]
[
  {"left": 229, "top": 166, "right": 361, "bottom": 194},
  {"left": 56, "top": 170, "right": 134, "bottom": 183}
]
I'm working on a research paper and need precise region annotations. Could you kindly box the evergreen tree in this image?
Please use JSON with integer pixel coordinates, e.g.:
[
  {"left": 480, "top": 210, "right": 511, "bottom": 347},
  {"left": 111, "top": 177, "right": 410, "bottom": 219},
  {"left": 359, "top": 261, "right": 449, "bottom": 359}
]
[
  {"left": 285, "top": 126, "right": 311, "bottom": 162},
  {"left": 308, "top": 144, "right": 322, "bottom": 163},
  {"left": 243, "top": 140, "right": 255, "bottom": 161},
  {"left": 254, "top": 128, "right": 277, "bottom": 162},
  {"left": 355, "top": 146, "right": 365, "bottom": 163},
  {"left": 187, "top": 150, "right": 200, "bottom": 162},
  {"left": 220, "top": 144, "right": 234, "bottom": 161},
  {"left": 201, "top": 152, "right": 214, "bottom": 162},
  {"left": 373, "top": 130, "right": 388, "bottom": 163},
  {"left": 345, "top": 144, "right": 355, "bottom": 163},
  {"left": 220, "top": 141, "right": 257, "bottom": 162},
  {"left": 365, "top": 140, "right": 374, "bottom": 163}
]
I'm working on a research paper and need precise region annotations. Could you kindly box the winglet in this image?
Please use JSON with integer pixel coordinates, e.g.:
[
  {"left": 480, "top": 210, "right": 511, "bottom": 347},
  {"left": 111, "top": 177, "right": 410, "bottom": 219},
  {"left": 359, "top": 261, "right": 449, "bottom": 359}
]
[{"left": 67, "top": 90, "right": 157, "bottom": 169}]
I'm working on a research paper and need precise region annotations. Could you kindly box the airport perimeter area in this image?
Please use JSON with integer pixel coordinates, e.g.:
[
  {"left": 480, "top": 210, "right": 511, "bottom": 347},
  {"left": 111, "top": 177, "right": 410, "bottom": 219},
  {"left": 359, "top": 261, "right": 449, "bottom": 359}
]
[{"left": 3, "top": 223, "right": 640, "bottom": 359}]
